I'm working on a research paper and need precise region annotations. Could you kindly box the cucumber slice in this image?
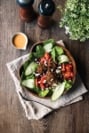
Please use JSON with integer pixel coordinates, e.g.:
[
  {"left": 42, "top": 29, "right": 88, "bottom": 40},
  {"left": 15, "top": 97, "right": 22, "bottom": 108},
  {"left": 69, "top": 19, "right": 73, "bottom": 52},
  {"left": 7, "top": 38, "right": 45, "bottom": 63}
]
[
  {"left": 25, "top": 62, "right": 38, "bottom": 76},
  {"left": 22, "top": 79, "right": 35, "bottom": 89},
  {"left": 51, "top": 82, "right": 65, "bottom": 101},
  {"left": 58, "top": 55, "right": 69, "bottom": 64}
]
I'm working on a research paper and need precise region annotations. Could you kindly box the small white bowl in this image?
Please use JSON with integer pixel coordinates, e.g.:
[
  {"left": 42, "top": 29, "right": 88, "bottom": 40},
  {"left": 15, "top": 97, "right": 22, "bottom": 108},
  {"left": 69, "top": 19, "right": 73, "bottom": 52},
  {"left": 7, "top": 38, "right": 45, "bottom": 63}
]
[{"left": 12, "top": 32, "right": 28, "bottom": 50}]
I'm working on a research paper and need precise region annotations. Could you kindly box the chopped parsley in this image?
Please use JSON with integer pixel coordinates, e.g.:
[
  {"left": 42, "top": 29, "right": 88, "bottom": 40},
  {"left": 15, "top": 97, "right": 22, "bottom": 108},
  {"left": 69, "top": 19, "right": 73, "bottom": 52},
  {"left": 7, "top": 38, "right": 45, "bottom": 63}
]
[{"left": 60, "top": 0, "right": 89, "bottom": 41}]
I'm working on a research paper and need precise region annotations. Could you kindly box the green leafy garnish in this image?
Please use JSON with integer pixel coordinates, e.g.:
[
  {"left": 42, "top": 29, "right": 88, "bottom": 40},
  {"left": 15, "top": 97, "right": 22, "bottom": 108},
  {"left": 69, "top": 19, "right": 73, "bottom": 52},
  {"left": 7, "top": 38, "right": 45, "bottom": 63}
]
[
  {"left": 35, "top": 45, "right": 45, "bottom": 58},
  {"left": 55, "top": 46, "right": 64, "bottom": 55},
  {"left": 51, "top": 46, "right": 64, "bottom": 61},
  {"left": 60, "top": 0, "right": 89, "bottom": 41},
  {"left": 33, "top": 87, "right": 40, "bottom": 94},
  {"left": 29, "top": 53, "right": 35, "bottom": 61},
  {"left": 39, "top": 89, "right": 49, "bottom": 97},
  {"left": 51, "top": 48, "right": 56, "bottom": 61},
  {"left": 43, "top": 39, "right": 55, "bottom": 45},
  {"left": 64, "top": 80, "right": 73, "bottom": 91}
]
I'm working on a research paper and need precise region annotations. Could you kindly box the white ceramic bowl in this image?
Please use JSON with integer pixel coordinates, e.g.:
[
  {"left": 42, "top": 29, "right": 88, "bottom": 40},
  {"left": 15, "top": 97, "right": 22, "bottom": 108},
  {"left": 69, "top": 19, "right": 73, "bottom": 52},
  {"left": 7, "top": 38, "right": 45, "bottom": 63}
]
[{"left": 12, "top": 32, "right": 28, "bottom": 50}]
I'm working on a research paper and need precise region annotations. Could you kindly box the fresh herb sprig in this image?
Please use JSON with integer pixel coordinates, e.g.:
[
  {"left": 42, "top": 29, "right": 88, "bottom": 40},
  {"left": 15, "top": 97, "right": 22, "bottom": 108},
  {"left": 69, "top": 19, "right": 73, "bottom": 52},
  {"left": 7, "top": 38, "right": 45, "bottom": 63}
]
[{"left": 60, "top": 0, "right": 89, "bottom": 41}]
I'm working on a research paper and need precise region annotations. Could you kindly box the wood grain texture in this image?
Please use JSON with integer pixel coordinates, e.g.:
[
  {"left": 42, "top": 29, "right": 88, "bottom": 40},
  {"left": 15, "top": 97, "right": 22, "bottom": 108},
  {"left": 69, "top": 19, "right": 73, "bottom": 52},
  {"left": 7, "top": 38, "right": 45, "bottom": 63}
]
[{"left": 0, "top": 0, "right": 89, "bottom": 133}]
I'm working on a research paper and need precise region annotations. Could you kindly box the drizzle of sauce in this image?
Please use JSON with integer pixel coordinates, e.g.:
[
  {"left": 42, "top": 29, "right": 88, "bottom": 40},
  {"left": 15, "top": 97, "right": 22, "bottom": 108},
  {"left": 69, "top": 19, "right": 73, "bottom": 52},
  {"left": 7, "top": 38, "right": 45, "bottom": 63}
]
[{"left": 13, "top": 34, "right": 26, "bottom": 49}]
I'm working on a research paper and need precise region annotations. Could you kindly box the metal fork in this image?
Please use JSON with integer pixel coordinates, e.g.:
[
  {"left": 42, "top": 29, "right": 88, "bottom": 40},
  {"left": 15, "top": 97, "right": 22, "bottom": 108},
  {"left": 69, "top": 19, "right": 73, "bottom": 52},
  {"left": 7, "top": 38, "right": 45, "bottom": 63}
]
[{"left": 19, "top": 92, "right": 54, "bottom": 110}]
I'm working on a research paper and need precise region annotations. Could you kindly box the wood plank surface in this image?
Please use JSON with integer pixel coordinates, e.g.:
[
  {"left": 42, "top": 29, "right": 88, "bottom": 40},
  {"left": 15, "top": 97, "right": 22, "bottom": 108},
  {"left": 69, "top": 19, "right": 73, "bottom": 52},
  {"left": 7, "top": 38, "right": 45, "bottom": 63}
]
[{"left": 0, "top": 0, "right": 89, "bottom": 133}]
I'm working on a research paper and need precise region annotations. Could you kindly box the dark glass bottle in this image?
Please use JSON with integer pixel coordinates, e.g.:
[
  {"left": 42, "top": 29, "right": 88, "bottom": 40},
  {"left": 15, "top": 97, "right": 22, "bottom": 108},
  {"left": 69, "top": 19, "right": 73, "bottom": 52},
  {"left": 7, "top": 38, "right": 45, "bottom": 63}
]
[
  {"left": 16, "top": 0, "right": 36, "bottom": 22},
  {"left": 37, "top": 0, "right": 55, "bottom": 28}
]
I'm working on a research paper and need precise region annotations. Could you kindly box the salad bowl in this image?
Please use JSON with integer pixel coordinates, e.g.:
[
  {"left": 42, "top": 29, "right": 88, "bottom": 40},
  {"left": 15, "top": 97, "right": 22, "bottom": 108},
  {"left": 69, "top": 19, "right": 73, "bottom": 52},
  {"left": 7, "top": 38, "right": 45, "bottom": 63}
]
[{"left": 19, "top": 39, "right": 76, "bottom": 101}]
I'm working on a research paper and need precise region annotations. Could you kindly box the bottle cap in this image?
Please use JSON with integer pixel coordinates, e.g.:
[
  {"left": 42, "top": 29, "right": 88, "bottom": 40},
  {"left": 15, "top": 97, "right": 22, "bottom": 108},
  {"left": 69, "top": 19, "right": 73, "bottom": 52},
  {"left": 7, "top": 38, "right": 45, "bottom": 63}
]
[
  {"left": 38, "top": 0, "right": 55, "bottom": 16},
  {"left": 17, "top": 0, "right": 34, "bottom": 8}
]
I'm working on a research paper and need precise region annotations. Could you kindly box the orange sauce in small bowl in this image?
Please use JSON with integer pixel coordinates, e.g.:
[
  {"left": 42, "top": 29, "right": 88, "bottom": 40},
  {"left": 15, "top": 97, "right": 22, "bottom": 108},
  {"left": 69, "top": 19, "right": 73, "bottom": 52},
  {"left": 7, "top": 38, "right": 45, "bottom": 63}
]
[{"left": 12, "top": 33, "right": 28, "bottom": 50}]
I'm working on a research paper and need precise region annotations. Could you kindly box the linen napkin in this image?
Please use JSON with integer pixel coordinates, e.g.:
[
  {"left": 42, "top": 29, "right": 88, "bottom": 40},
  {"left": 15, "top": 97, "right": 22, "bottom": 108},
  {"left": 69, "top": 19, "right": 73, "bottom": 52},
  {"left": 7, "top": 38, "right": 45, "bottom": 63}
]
[{"left": 6, "top": 40, "right": 88, "bottom": 120}]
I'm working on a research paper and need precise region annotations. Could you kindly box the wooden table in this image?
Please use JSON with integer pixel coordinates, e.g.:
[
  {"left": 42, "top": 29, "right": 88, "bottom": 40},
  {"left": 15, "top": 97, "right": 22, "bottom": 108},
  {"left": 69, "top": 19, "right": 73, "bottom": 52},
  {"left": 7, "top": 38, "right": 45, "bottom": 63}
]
[{"left": 0, "top": 0, "right": 89, "bottom": 133}]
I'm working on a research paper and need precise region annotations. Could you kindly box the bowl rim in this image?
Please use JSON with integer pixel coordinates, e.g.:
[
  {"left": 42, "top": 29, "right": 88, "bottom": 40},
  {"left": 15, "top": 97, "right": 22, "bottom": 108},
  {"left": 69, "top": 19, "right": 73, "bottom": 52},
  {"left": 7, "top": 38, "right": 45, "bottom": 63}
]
[
  {"left": 12, "top": 32, "right": 28, "bottom": 50},
  {"left": 19, "top": 41, "right": 77, "bottom": 99}
]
